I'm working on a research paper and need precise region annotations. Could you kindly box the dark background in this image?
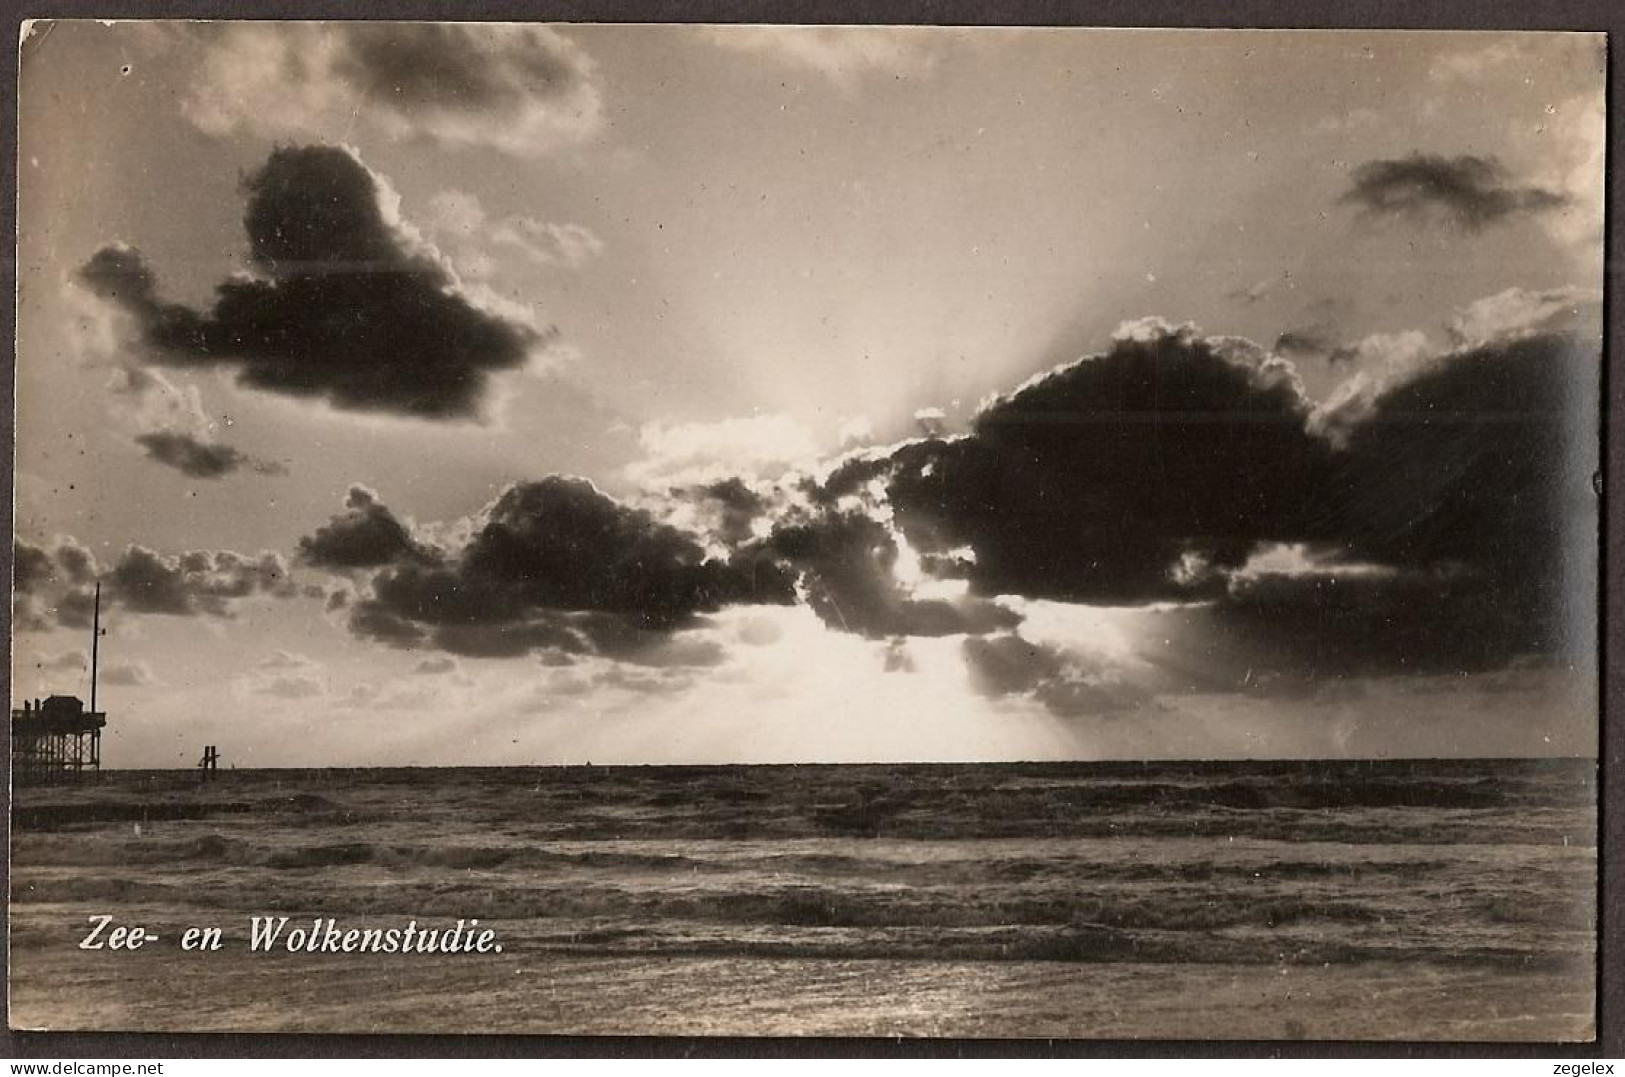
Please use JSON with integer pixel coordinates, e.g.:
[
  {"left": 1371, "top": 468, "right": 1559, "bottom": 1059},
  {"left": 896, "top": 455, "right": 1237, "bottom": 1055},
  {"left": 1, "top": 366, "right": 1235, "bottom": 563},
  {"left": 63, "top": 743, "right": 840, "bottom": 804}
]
[{"left": 1, "top": 0, "right": 1618, "bottom": 1060}]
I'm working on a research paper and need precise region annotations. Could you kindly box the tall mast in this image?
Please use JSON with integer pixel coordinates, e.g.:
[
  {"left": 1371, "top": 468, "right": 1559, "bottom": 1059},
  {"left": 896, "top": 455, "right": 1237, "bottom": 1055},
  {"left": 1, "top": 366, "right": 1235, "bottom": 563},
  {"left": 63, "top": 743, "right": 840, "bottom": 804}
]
[{"left": 90, "top": 581, "right": 101, "bottom": 714}]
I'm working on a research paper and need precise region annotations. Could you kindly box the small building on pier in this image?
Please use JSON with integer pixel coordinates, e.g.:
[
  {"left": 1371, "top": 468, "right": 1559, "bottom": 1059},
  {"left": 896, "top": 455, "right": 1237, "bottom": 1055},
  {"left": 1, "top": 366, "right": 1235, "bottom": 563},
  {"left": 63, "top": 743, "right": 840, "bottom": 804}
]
[{"left": 11, "top": 695, "right": 106, "bottom": 783}]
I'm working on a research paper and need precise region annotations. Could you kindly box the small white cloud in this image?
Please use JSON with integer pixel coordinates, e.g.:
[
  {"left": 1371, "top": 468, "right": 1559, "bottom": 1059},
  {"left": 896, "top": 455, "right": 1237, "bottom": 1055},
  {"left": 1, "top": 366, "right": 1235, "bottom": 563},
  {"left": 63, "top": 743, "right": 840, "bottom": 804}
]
[{"left": 1111, "top": 316, "right": 1199, "bottom": 345}]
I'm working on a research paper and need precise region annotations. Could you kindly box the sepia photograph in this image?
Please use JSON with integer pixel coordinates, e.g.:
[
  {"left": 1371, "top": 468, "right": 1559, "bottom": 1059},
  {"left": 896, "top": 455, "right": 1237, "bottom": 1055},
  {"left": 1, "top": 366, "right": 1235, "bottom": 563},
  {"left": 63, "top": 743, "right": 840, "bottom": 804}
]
[{"left": 7, "top": 20, "right": 1606, "bottom": 1041}]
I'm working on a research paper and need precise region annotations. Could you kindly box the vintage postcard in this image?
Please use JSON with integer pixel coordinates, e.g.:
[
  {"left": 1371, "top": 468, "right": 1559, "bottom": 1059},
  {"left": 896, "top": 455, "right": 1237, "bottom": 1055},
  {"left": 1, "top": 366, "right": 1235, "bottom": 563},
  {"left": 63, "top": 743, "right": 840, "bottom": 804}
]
[{"left": 8, "top": 22, "right": 1604, "bottom": 1039}]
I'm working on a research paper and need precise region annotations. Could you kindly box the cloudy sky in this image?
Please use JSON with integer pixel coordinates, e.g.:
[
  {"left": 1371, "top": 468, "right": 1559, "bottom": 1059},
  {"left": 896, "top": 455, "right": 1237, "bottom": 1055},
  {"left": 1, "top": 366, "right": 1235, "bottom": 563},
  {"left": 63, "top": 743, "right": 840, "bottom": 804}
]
[{"left": 12, "top": 22, "right": 1605, "bottom": 766}]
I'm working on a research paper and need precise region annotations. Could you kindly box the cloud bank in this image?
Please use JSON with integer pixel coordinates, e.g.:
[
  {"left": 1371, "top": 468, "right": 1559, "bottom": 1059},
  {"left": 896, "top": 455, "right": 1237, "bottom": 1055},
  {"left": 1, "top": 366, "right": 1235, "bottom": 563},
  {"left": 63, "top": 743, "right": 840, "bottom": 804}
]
[
  {"left": 286, "top": 292, "right": 1596, "bottom": 720},
  {"left": 15, "top": 536, "right": 300, "bottom": 631},
  {"left": 318, "top": 478, "right": 796, "bottom": 659}
]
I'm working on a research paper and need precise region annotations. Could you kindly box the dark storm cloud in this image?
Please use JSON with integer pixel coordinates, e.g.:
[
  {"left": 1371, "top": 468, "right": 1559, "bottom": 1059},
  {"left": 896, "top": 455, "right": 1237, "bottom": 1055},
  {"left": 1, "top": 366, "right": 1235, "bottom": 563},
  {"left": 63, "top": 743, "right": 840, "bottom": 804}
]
[
  {"left": 324, "top": 471, "right": 1019, "bottom": 657},
  {"left": 698, "top": 477, "right": 764, "bottom": 514},
  {"left": 298, "top": 485, "right": 438, "bottom": 569},
  {"left": 963, "top": 635, "right": 1151, "bottom": 717},
  {"left": 1333, "top": 334, "right": 1582, "bottom": 569},
  {"left": 324, "top": 478, "right": 797, "bottom": 659},
  {"left": 1340, "top": 154, "right": 1569, "bottom": 232},
  {"left": 133, "top": 431, "right": 282, "bottom": 479},
  {"left": 872, "top": 323, "right": 1335, "bottom": 605},
  {"left": 804, "top": 317, "right": 1595, "bottom": 682},
  {"left": 290, "top": 312, "right": 1592, "bottom": 686},
  {"left": 1319, "top": 330, "right": 1596, "bottom": 668},
  {"left": 78, "top": 146, "right": 542, "bottom": 420},
  {"left": 445, "top": 477, "right": 786, "bottom": 628},
  {"left": 763, "top": 508, "right": 1019, "bottom": 639},
  {"left": 671, "top": 477, "right": 770, "bottom": 547},
  {"left": 1211, "top": 567, "right": 1555, "bottom": 680}
]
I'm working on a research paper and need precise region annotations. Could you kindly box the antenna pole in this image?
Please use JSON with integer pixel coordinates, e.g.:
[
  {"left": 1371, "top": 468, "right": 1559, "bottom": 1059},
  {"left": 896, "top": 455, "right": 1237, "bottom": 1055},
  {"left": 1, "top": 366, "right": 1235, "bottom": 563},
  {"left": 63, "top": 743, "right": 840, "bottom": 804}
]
[{"left": 90, "top": 581, "right": 101, "bottom": 714}]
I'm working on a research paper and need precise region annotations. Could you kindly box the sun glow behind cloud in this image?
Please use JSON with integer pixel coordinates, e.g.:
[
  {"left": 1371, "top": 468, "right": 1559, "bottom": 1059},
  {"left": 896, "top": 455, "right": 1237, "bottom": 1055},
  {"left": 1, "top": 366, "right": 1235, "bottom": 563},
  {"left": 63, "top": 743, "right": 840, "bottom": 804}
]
[
  {"left": 10, "top": 24, "right": 1602, "bottom": 766},
  {"left": 555, "top": 604, "right": 1082, "bottom": 765}
]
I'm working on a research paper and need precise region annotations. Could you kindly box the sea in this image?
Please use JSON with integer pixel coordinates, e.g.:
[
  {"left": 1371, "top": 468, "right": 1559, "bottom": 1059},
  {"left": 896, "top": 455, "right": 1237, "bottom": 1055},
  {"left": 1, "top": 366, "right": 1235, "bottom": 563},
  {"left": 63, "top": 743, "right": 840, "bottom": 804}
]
[{"left": 7, "top": 758, "right": 1598, "bottom": 1039}]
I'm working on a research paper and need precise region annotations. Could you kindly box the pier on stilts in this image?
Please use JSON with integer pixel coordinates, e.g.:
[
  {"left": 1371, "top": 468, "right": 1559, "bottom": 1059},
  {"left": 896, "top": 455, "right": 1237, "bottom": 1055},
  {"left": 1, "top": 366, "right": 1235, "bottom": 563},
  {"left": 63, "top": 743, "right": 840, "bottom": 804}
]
[{"left": 10, "top": 582, "right": 108, "bottom": 784}]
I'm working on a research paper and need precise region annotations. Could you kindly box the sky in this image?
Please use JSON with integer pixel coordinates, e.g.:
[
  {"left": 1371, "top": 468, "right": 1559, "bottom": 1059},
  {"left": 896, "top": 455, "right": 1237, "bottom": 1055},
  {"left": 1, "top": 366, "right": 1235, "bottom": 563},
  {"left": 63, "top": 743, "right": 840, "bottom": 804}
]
[{"left": 10, "top": 22, "right": 1606, "bottom": 766}]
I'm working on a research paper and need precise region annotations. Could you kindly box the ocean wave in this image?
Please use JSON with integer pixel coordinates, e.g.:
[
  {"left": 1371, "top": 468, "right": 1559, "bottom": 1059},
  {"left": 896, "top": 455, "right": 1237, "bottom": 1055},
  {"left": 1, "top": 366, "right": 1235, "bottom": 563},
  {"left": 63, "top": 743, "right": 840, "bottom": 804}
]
[{"left": 9, "top": 759, "right": 1596, "bottom": 976}]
